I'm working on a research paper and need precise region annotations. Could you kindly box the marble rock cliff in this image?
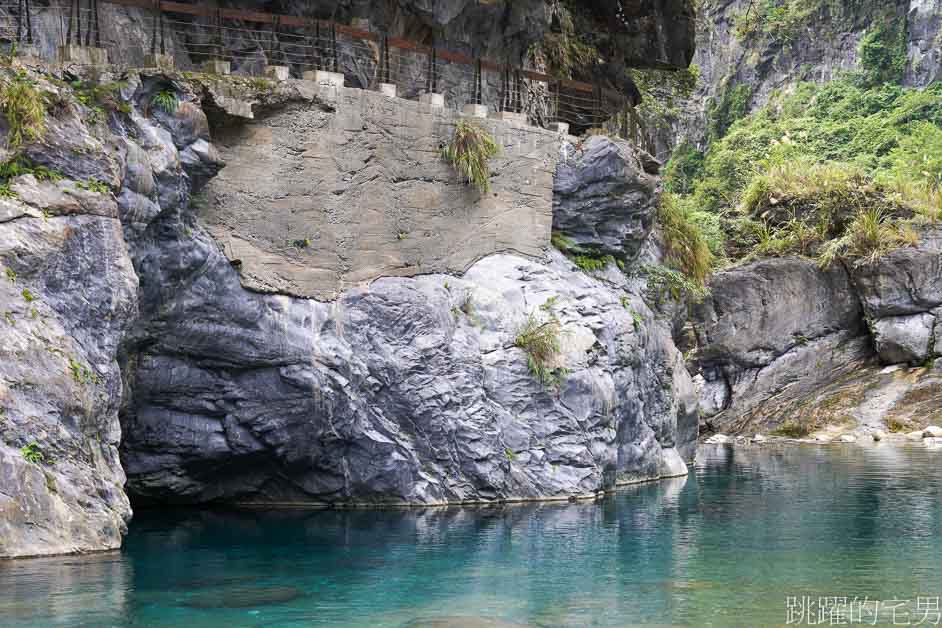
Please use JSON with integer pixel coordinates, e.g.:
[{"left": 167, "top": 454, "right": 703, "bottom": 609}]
[
  {"left": 687, "top": 228, "right": 942, "bottom": 438},
  {"left": 0, "top": 66, "right": 697, "bottom": 558}
]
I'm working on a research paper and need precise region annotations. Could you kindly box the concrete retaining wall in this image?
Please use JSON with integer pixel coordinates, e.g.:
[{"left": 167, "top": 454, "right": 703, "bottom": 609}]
[{"left": 200, "top": 83, "right": 565, "bottom": 300}]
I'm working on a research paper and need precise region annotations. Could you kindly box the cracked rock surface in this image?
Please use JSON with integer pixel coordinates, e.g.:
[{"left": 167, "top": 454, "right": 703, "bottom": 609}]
[{"left": 690, "top": 226, "right": 942, "bottom": 437}]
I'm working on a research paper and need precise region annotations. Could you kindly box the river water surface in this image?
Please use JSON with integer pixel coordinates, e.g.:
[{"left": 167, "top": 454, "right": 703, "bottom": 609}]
[{"left": 2, "top": 444, "right": 941, "bottom": 627}]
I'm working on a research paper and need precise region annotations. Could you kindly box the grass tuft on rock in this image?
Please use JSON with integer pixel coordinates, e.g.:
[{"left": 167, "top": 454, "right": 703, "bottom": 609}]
[
  {"left": 515, "top": 312, "right": 564, "bottom": 388},
  {"left": 0, "top": 71, "right": 47, "bottom": 148},
  {"left": 442, "top": 120, "right": 499, "bottom": 193},
  {"left": 152, "top": 89, "right": 179, "bottom": 115},
  {"left": 657, "top": 193, "right": 714, "bottom": 287}
]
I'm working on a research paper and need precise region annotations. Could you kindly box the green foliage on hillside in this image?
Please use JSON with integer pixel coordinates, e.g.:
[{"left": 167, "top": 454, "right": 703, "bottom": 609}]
[
  {"left": 666, "top": 78, "right": 942, "bottom": 272},
  {"left": 857, "top": 18, "right": 908, "bottom": 87},
  {"left": 706, "top": 82, "right": 753, "bottom": 143}
]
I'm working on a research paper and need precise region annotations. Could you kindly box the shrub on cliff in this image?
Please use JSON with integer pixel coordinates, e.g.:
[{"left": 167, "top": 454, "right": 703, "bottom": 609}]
[
  {"left": 0, "top": 71, "right": 46, "bottom": 149},
  {"left": 442, "top": 121, "right": 500, "bottom": 193}
]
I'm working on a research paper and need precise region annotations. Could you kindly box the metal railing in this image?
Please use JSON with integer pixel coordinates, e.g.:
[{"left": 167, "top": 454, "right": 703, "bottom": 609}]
[{"left": 0, "top": 0, "right": 655, "bottom": 146}]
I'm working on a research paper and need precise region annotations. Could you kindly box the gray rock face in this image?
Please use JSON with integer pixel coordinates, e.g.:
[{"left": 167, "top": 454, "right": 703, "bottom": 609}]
[
  {"left": 0, "top": 75, "right": 138, "bottom": 558},
  {"left": 552, "top": 136, "right": 659, "bottom": 262},
  {"left": 121, "top": 245, "right": 698, "bottom": 504},
  {"left": 851, "top": 225, "right": 942, "bottom": 318},
  {"left": 693, "top": 257, "right": 864, "bottom": 369},
  {"left": 0, "top": 66, "right": 221, "bottom": 558},
  {"left": 873, "top": 313, "right": 936, "bottom": 365},
  {"left": 691, "top": 225, "right": 942, "bottom": 436},
  {"left": 1, "top": 63, "right": 698, "bottom": 556}
]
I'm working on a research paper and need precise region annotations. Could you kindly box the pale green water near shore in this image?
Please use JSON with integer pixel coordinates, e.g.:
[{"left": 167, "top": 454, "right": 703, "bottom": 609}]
[{"left": 2, "top": 444, "right": 941, "bottom": 627}]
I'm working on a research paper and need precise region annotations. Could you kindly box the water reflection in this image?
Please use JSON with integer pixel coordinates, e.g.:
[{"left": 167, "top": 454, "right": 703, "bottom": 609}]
[
  {"left": 0, "top": 551, "right": 131, "bottom": 625},
  {"left": 1, "top": 445, "right": 941, "bottom": 627}
]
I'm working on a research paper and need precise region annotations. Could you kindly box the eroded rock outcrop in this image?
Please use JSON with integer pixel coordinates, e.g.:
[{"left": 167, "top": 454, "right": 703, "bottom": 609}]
[
  {"left": 0, "top": 66, "right": 220, "bottom": 558},
  {"left": 553, "top": 136, "right": 659, "bottom": 262},
  {"left": 122, "top": 247, "right": 697, "bottom": 505},
  {"left": 0, "top": 63, "right": 698, "bottom": 557},
  {"left": 690, "top": 226, "right": 942, "bottom": 436}
]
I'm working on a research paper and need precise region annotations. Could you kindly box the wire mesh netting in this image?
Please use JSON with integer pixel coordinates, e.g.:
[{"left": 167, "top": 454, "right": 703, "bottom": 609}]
[{"left": 0, "top": 0, "right": 641, "bottom": 137}]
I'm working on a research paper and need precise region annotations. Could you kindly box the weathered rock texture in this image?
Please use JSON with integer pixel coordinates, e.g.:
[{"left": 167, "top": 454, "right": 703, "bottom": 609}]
[
  {"left": 122, "top": 248, "right": 697, "bottom": 505},
  {"left": 690, "top": 226, "right": 942, "bottom": 436},
  {"left": 201, "top": 81, "right": 562, "bottom": 300},
  {"left": 552, "top": 136, "right": 659, "bottom": 262},
  {"left": 0, "top": 62, "right": 698, "bottom": 556}
]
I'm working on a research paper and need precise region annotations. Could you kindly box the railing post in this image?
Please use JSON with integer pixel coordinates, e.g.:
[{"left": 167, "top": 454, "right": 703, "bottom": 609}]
[
  {"left": 330, "top": 22, "right": 338, "bottom": 73},
  {"left": 593, "top": 85, "right": 603, "bottom": 128},
  {"left": 554, "top": 80, "right": 561, "bottom": 122},
  {"left": 17, "top": 0, "right": 33, "bottom": 45},
  {"left": 514, "top": 69, "right": 523, "bottom": 114},
  {"left": 214, "top": 7, "right": 222, "bottom": 61},
  {"left": 310, "top": 20, "right": 321, "bottom": 71},
  {"left": 425, "top": 41, "right": 438, "bottom": 94},
  {"left": 380, "top": 33, "right": 390, "bottom": 84},
  {"left": 93, "top": 0, "right": 100, "bottom": 48},
  {"left": 474, "top": 58, "right": 482, "bottom": 105},
  {"left": 268, "top": 15, "right": 280, "bottom": 66}
]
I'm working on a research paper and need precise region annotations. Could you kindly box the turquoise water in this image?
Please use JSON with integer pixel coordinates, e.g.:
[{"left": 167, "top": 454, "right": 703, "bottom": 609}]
[{"left": 2, "top": 444, "right": 941, "bottom": 627}]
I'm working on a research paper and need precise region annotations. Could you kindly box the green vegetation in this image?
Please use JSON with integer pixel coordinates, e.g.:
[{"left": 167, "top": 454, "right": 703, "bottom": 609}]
[
  {"left": 441, "top": 121, "right": 499, "bottom": 193},
  {"left": 0, "top": 70, "right": 47, "bottom": 148},
  {"left": 529, "top": 3, "right": 598, "bottom": 79},
  {"left": 573, "top": 254, "right": 615, "bottom": 272},
  {"left": 20, "top": 441, "right": 44, "bottom": 464},
  {"left": 5, "top": 267, "right": 15, "bottom": 283},
  {"left": 152, "top": 90, "right": 179, "bottom": 115},
  {"left": 515, "top": 311, "right": 565, "bottom": 388},
  {"left": 657, "top": 194, "right": 714, "bottom": 287},
  {"left": 664, "top": 77, "right": 942, "bottom": 275},
  {"left": 663, "top": 140, "right": 705, "bottom": 195},
  {"left": 77, "top": 179, "right": 110, "bottom": 195},
  {"left": 707, "top": 82, "right": 753, "bottom": 143},
  {"left": 0, "top": 156, "right": 62, "bottom": 183},
  {"left": 733, "top": 0, "right": 822, "bottom": 43},
  {"left": 68, "top": 357, "right": 100, "bottom": 386},
  {"left": 639, "top": 263, "right": 710, "bottom": 303},
  {"left": 550, "top": 231, "right": 617, "bottom": 274},
  {"left": 627, "top": 65, "right": 700, "bottom": 143},
  {"left": 21, "top": 288, "right": 35, "bottom": 302},
  {"left": 858, "top": 18, "right": 908, "bottom": 87}
]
